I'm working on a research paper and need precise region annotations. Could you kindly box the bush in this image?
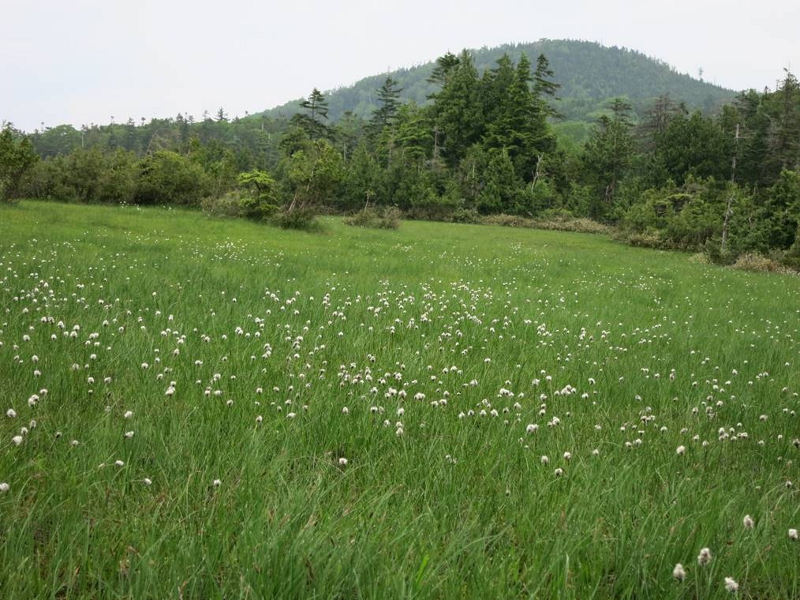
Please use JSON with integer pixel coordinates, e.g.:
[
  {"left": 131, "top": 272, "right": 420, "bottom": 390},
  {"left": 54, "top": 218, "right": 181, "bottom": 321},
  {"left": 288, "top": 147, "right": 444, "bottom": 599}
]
[
  {"left": 272, "top": 207, "right": 320, "bottom": 231},
  {"left": 344, "top": 206, "right": 401, "bottom": 229},
  {"left": 201, "top": 191, "right": 247, "bottom": 218},
  {"left": 732, "top": 253, "right": 791, "bottom": 273},
  {"left": 450, "top": 208, "right": 481, "bottom": 224},
  {"left": 135, "top": 151, "right": 209, "bottom": 206},
  {"left": 481, "top": 213, "right": 611, "bottom": 235}
]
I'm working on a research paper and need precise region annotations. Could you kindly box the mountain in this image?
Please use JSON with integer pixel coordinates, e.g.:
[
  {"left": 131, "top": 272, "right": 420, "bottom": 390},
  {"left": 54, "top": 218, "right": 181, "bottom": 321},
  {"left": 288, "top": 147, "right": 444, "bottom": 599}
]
[{"left": 261, "top": 39, "right": 736, "bottom": 124}]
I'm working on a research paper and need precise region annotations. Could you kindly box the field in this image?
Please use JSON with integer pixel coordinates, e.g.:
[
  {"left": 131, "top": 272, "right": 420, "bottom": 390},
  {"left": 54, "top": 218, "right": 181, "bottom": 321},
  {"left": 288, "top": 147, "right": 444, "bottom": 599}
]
[{"left": 1, "top": 201, "right": 799, "bottom": 599}]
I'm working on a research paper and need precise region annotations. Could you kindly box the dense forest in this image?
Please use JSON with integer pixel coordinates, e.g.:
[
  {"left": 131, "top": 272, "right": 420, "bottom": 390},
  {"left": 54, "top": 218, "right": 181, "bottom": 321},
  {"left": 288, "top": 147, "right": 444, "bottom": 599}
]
[{"left": 1, "top": 41, "right": 799, "bottom": 267}]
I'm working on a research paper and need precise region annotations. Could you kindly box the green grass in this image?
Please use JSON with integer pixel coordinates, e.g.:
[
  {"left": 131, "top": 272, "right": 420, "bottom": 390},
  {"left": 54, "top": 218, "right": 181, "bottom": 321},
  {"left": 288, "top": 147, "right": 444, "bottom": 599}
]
[{"left": 1, "top": 200, "right": 799, "bottom": 599}]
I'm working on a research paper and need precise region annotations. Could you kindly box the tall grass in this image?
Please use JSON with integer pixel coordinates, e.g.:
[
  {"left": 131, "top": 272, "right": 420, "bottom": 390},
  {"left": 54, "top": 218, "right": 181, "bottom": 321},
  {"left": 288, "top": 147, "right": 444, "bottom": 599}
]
[{"left": 1, "top": 201, "right": 798, "bottom": 598}]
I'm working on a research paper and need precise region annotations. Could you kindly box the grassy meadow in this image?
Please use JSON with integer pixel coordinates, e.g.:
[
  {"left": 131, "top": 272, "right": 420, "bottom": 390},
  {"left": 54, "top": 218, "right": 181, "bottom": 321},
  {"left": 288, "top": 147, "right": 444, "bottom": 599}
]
[{"left": 1, "top": 201, "right": 799, "bottom": 599}]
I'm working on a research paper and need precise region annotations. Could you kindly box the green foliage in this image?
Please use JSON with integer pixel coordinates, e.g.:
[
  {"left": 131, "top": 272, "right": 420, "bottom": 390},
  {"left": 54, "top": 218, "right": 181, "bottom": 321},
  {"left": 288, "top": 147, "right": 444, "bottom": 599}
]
[
  {"left": 281, "top": 139, "right": 343, "bottom": 213},
  {"left": 135, "top": 151, "right": 209, "bottom": 206},
  {"left": 10, "top": 44, "right": 800, "bottom": 266},
  {"left": 272, "top": 206, "right": 321, "bottom": 230},
  {"left": 580, "top": 99, "right": 635, "bottom": 219},
  {"left": 343, "top": 206, "right": 401, "bottom": 229},
  {"left": 292, "top": 88, "right": 331, "bottom": 140},
  {"left": 0, "top": 125, "right": 38, "bottom": 201},
  {"left": 263, "top": 40, "right": 735, "bottom": 123},
  {"left": 235, "top": 170, "right": 279, "bottom": 220}
]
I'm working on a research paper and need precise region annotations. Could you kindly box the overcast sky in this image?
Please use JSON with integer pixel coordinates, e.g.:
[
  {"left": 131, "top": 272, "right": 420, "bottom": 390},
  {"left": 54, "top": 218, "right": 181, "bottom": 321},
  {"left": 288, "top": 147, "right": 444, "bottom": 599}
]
[{"left": 2, "top": 0, "right": 798, "bottom": 132}]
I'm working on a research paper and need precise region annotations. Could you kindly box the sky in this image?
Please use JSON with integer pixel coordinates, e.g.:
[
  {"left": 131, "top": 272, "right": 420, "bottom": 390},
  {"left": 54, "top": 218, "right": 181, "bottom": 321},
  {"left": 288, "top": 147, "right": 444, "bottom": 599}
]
[{"left": 2, "top": 0, "right": 798, "bottom": 132}]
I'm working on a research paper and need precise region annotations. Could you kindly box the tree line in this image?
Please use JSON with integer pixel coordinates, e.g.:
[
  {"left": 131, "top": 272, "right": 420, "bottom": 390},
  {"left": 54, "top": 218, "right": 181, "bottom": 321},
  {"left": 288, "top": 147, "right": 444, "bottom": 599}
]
[{"left": 1, "top": 51, "right": 799, "bottom": 266}]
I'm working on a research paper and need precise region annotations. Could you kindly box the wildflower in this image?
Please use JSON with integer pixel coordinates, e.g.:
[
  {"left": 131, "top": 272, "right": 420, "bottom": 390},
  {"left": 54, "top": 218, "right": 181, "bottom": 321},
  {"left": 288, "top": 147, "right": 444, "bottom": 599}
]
[
  {"left": 114, "top": 460, "right": 125, "bottom": 467},
  {"left": 338, "top": 457, "right": 348, "bottom": 466},
  {"left": 724, "top": 577, "right": 738, "bottom": 593},
  {"left": 12, "top": 435, "right": 23, "bottom": 446},
  {"left": 124, "top": 431, "right": 134, "bottom": 439},
  {"left": 743, "top": 515, "right": 754, "bottom": 529},
  {"left": 697, "top": 547, "right": 712, "bottom": 566},
  {"left": 541, "top": 455, "right": 550, "bottom": 465},
  {"left": 676, "top": 445, "right": 686, "bottom": 455},
  {"left": 563, "top": 452, "right": 572, "bottom": 461},
  {"left": 342, "top": 407, "right": 349, "bottom": 415},
  {"left": 673, "top": 563, "right": 686, "bottom": 582},
  {"left": 0, "top": 482, "right": 9, "bottom": 492},
  {"left": 526, "top": 423, "right": 538, "bottom": 434},
  {"left": 143, "top": 478, "right": 152, "bottom": 486},
  {"left": 554, "top": 468, "right": 564, "bottom": 477},
  {"left": 212, "top": 479, "right": 221, "bottom": 487},
  {"left": 592, "top": 449, "right": 600, "bottom": 456},
  {"left": 6, "top": 409, "right": 16, "bottom": 419},
  {"left": 789, "top": 528, "right": 798, "bottom": 540},
  {"left": 124, "top": 410, "right": 133, "bottom": 419}
]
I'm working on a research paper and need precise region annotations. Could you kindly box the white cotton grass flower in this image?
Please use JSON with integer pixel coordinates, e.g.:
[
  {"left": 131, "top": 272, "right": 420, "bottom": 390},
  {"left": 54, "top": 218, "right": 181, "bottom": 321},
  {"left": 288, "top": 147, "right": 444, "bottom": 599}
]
[
  {"left": 12, "top": 435, "right": 23, "bottom": 446},
  {"left": 698, "top": 547, "right": 712, "bottom": 566},
  {"left": 743, "top": 515, "right": 754, "bottom": 530},
  {"left": 212, "top": 479, "right": 221, "bottom": 487},
  {"left": 789, "top": 528, "right": 798, "bottom": 540},
  {"left": 114, "top": 460, "right": 125, "bottom": 467},
  {"left": 554, "top": 468, "right": 564, "bottom": 477},
  {"left": 338, "top": 457, "right": 348, "bottom": 466},
  {"left": 673, "top": 563, "right": 686, "bottom": 582},
  {"left": 724, "top": 577, "right": 738, "bottom": 593},
  {"left": 676, "top": 445, "right": 686, "bottom": 455},
  {"left": 124, "top": 431, "right": 134, "bottom": 439},
  {"left": 541, "top": 455, "right": 550, "bottom": 465},
  {"left": 124, "top": 410, "right": 133, "bottom": 419},
  {"left": 143, "top": 478, "right": 152, "bottom": 486},
  {"left": 6, "top": 409, "right": 16, "bottom": 419},
  {"left": 526, "top": 423, "right": 538, "bottom": 434},
  {"left": 0, "top": 482, "right": 10, "bottom": 493}
]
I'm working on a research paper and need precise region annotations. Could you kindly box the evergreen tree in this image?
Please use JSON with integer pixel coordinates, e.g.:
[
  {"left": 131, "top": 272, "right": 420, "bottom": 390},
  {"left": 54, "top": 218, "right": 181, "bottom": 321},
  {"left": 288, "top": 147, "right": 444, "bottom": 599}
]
[
  {"left": 533, "top": 54, "right": 561, "bottom": 118},
  {"left": 370, "top": 77, "right": 404, "bottom": 134},
  {"left": 293, "top": 88, "right": 331, "bottom": 140},
  {"left": 427, "top": 52, "right": 461, "bottom": 91},
  {"left": 581, "top": 98, "right": 635, "bottom": 218},
  {"left": 433, "top": 50, "right": 483, "bottom": 168}
]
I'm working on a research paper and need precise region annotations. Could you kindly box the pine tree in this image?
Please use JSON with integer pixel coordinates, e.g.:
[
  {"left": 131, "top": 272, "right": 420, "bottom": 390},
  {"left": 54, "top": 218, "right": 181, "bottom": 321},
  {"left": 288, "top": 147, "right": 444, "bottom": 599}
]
[
  {"left": 433, "top": 50, "right": 483, "bottom": 168},
  {"left": 293, "top": 88, "right": 331, "bottom": 140},
  {"left": 581, "top": 98, "right": 635, "bottom": 217}
]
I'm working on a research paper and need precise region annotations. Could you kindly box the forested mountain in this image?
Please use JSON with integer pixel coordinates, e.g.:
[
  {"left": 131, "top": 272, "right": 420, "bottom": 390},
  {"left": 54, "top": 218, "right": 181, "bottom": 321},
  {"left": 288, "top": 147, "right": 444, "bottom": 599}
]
[
  {"left": 263, "top": 40, "right": 735, "bottom": 123},
  {"left": 4, "top": 40, "right": 799, "bottom": 270}
]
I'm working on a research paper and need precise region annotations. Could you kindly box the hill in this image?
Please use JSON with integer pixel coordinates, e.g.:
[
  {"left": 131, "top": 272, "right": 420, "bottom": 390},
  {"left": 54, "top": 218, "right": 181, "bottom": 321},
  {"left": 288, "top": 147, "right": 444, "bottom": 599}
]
[{"left": 261, "top": 39, "right": 737, "bottom": 123}]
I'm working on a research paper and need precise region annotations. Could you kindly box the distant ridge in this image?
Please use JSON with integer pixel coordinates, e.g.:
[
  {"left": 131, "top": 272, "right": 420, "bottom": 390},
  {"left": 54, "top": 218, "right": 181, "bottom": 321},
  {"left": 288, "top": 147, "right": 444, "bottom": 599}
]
[{"left": 261, "top": 39, "right": 736, "bottom": 122}]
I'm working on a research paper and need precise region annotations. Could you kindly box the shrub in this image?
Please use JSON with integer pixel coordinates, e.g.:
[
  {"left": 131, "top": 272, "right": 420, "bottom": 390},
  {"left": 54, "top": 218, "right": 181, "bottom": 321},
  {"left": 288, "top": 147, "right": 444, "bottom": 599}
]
[
  {"left": 272, "top": 207, "right": 320, "bottom": 231},
  {"left": 201, "top": 191, "right": 247, "bottom": 218},
  {"left": 345, "top": 206, "right": 401, "bottom": 229},
  {"left": 450, "top": 208, "right": 481, "bottom": 224},
  {"left": 732, "top": 253, "right": 791, "bottom": 273}
]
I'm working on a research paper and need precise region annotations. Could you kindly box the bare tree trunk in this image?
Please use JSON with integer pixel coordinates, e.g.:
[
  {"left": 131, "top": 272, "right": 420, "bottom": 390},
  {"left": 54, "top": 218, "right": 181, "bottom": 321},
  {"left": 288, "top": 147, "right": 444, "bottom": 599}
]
[
  {"left": 530, "top": 154, "right": 543, "bottom": 192},
  {"left": 721, "top": 124, "right": 740, "bottom": 255}
]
